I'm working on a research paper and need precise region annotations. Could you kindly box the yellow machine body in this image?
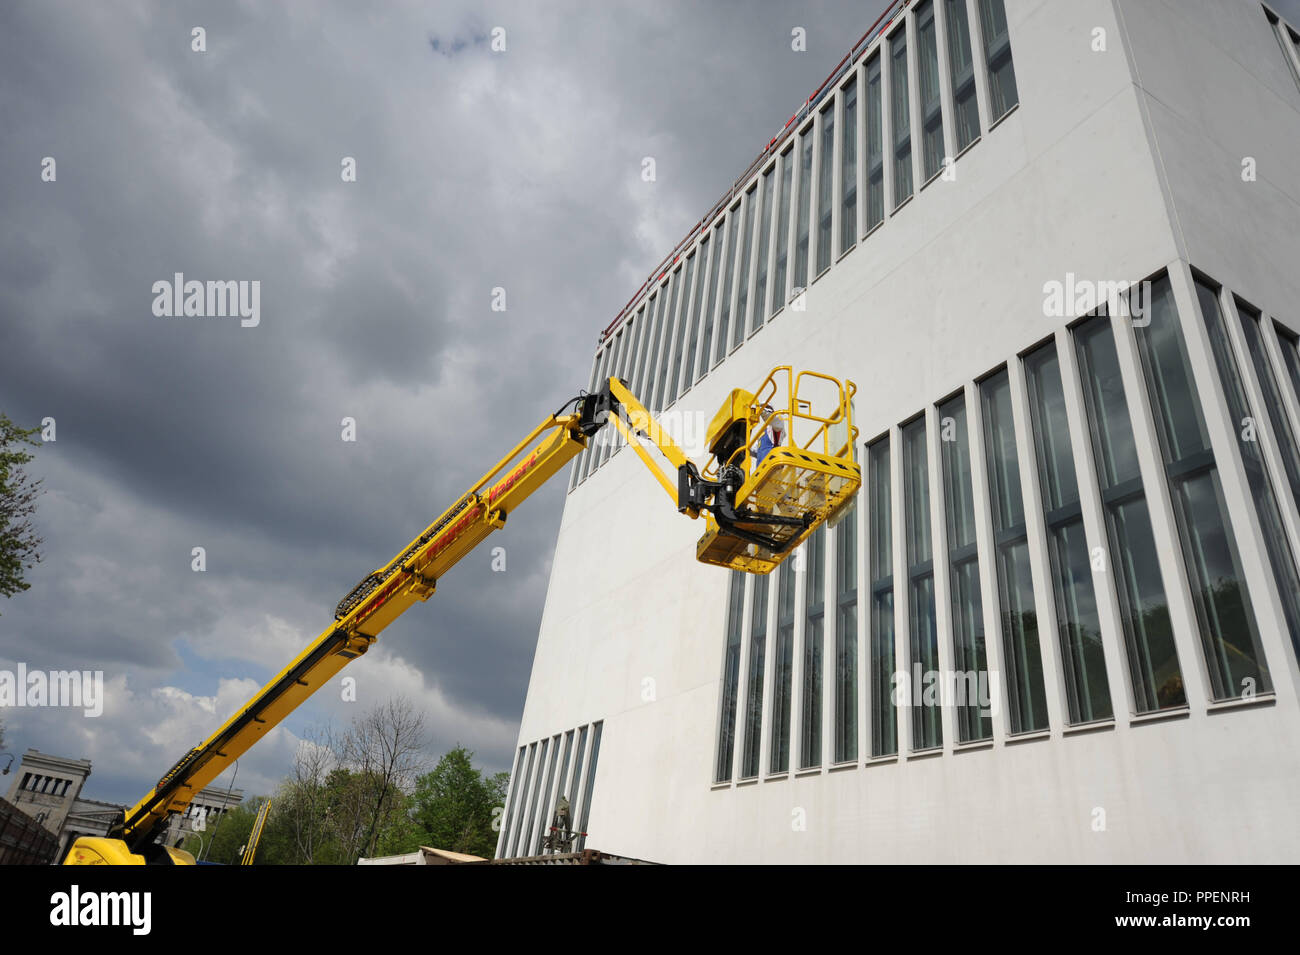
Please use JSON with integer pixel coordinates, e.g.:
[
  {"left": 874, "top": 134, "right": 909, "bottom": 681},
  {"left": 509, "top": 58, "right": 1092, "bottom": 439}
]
[
  {"left": 64, "top": 838, "right": 194, "bottom": 866},
  {"left": 706, "top": 388, "right": 758, "bottom": 459}
]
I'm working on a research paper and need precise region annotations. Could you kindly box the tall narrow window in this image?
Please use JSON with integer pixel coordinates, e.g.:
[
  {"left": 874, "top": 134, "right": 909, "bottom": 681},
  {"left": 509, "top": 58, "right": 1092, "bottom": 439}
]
[
  {"left": 597, "top": 328, "right": 628, "bottom": 468},
  {"left": 840, "top": 77, "right": 858, "bottom": 255},
  {"left": 916, "top": 0, "right": 945, "bottom": 181},
  {"left": 1272, "top": 321, "right": 1300, "bottom": 660},
  {"left": 865, "top": 55, "right": 885, "bottom": 231},
  {"left": 1183, "top": 280, "right": 1280, "bottom": 695},
  {"left": 554, "top": 730, "right": 574, "bottom": 819},
  {"left": 716, "top": 205, "right": 742, "bottom": 365},
  {"left": 816, "top": 100, "right": 835, "bottom": 275},
  {"left": 574, "top": 722, "right": 602, "bottom": 851},
  {"left": 1024, "top": 342, "right": 1112, "bottom": 723},
  {"left": 732, "top": 186, "right": 756, "bottom": 351},
  {"left": 499, "top": 746, "right": 526, "bottom": 857},
  {"left": 715, "top": 571, "right": 745, "bottom": 783},
  {"left": 868, "top": 438, "right": 897, "bottom": 756},
  {"left": 978, "top": 0, "right": 1018, "bottom": 120},
  {"left": 981, "top": 369, "right": 1048, "bottom": 733},
  {"left": 752, "top": 167, "right": 774, "bottom": 334},
  {"left": 651, "top": 272, "right": 680, "bottom": 412},
  {"left": 741, "top": 574, "right": 769, "bottom": 779},
  {"left": 517, "top": 743, "right": 543, "bottom": 857},
  {"left": 939, "top": 393, "right": 991, "bottom": 742},
  {"left": 578, "top": 345, "right": 610, "bottom": 484},
  {"left": 794, "top": 125, "right": 814, "bottom": 290},
  {"left": 771, "top": 147, "right": 794, "bottom": 315},
  {"left": 889, "top": 29, "right": 913, "bottom": 208},
  {"left": 945, "top": 0, "right": 979, "bottom": 151},
  {"left": 532, "top": 736, "right": 561, "bottom": 854},
  {"left": 699, "top": 223, "right": 725, "bottom": 382},
  {"left": 573, "top": 350, "right": 603, "bottom": 490},
  {"left": 1239, "top": 301, "right": 1300, "bottom": 507},
  {"left": 685, "top": 239, "right": 709, "bottom": 388},
  {"left": 594, "top": 340, "right": 619, "bottom": 472},
  {"left": 834, "top": 501, "right": 859, "bottom": 763},
  {"left": 644, "top": 284, "right": 668, "bottom": 413},
  {"left": 903, "top": 417, "right": 940, "bottom": 749},
  {"left": 613, "top": 321, "right": 640, "bottom": 456},
  {"left": 621, "top": 316, "right": 641, "bottom": 411},
  {"left": 639, "top": 292, "right": 663, "bottom": 410},
  {"left": 1074, "top": 315, "right": 1183, "bottom": 712},
  {"left": 567, "top": 724, "right": 588, "bottom": 829},
  {"left": 1133, "top": 279, "right": 1263, "bottom": 701},
  {"left": 770, "top": 559, "right": 797, "bottom": 773},
  {"left": 668, "top": 255, "right": 696, "bottom": 405},
  {"left": 1266, "top": 9, "right": 1300, "bottom": 94},
  {"left": 628, "top": 305, "right": 651, "bottom": 398},
  {"left": 800, "top": 527, "right": 826, "bottom": 769},
  {"left": 521, "top": 737, "right": 547, "bottom": 855},
  {"left": 1276, "top": 323, "right": 1300, "bottom": 414}
]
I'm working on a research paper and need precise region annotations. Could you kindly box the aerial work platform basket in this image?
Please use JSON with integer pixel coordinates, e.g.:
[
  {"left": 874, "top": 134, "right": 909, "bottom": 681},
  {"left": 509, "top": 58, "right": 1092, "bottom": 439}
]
[
  {"left": 595, "top": 366, "right": 861, "bottom": 575},
  {"left": 694, "top": 367, "right": 860, "bottom": 574}
]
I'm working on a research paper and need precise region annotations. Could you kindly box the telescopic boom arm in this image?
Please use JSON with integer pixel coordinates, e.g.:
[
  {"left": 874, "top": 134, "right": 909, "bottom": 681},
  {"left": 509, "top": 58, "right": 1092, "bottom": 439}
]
[{"left": 65, "top": 368, "right": 858, "bottom": 864}]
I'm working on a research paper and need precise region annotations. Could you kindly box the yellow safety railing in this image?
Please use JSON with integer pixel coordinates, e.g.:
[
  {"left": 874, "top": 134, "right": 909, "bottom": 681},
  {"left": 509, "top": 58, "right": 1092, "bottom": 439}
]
[{"left": 703, "top": 366, "right": 857, "bottom": 481}]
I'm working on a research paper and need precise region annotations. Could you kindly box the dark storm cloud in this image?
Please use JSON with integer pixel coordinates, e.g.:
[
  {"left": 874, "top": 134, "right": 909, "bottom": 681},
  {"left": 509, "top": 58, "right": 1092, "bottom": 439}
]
[{"left": 0, "top": 0, "right": 896, "bottom": 802}]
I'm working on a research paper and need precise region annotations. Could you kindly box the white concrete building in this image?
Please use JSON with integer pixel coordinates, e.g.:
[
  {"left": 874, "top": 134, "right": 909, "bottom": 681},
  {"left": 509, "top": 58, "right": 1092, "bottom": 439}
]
[
  {"left": 498, "top": 0, "right": 1300, "bottom": 863},
  {"left": 5, "top": 750, "right": 92, "bottom": 845}
]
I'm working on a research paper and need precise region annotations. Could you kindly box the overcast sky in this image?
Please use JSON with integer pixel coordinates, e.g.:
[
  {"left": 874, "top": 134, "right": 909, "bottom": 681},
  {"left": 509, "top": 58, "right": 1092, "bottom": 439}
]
[
  {"left": 0, "top": 0, "right": 916, "bottom": 806},
  {"left": 4, "top": 0, "right": 1300, "bottom": 810}
]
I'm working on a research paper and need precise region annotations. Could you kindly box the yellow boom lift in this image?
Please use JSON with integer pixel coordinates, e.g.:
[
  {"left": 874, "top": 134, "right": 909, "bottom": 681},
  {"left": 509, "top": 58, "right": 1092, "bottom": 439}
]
[{"left": 64, "top": 366, "right": 859, "bottom": 865}]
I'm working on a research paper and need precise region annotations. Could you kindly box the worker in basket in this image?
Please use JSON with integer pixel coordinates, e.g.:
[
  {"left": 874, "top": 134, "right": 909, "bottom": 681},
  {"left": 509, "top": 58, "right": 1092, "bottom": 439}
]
[{"left": 754, "top": 411, "right": 784, "bottom": 466}]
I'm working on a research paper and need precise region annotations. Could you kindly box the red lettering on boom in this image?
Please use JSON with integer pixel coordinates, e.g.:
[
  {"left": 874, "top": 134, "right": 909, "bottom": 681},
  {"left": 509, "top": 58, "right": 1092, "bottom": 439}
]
[
  {"left": 353, "top": 449, "right": 543, "bottom": 628},
  {"left": 491, "top": 450, "right": 540, "bottom": 503}
]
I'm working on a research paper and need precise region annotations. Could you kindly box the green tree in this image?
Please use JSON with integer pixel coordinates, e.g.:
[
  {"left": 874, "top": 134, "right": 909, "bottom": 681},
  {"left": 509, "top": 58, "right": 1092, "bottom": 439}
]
[
  {"left": 339, "top": 697, "right": 426, "bottom": 859},
  {"left": 279, "top": 726, "right": 333, "bottom": 863},
  {"left": 179, "top": 796, "right": 291, "bottom": 865},
  {"left": 373, "top": 789, "right": 421, "bottom": 857},
  {"left": 253, "top": 796, "right": 300, "bottom": 865},
  {"left": 410, "top": 746, "right": 507, "bottom": 859},
  {"left": 0, "top": 413, "right": 43, "bottom": 607},
  {"left": 181, "top": 801, "right": 258, "bottom": 865},
  {"left": 272, "top": 709, "right": 429, "bottom": 865}
]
